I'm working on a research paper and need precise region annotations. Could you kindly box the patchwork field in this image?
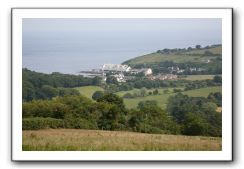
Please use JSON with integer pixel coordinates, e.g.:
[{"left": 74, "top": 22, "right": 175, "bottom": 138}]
[
  {"left": 23, "top": 129, "right": 222, "bottom": 151},
  {"left": 74, "top": 86, "right": 221, "bottom": 109},
  {"left": 120, "top": 86, "right": 222, "bottom": 109}
]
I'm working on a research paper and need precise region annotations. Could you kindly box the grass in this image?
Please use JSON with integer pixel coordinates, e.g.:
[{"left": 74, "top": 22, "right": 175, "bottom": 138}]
[
  {"left": 116, "top": 87, "right": 181, "bottom": 97},
  {"left": 124, "top": 46, "right": 221, "bottom": 65},
  {"left": 119, "top": 86, "right": 222, "bottom": 109},
  {"left": 22, "top": 129, "right": 222, "bottom": 151},
  {"left": 185, "top": 46, "right": 222, "bottom": 55},
  {"left": 74, "top": 86, "right": 104, "bottom": 99},
  {"left": 73, "top": 85, "right": 221, "bottom": 110},
  {"left": 181, "top": 75, "right": 215, "bottom": 81},
  {"left": 182, "top": 86, "right": 222, "bottom": 97},
  {"left": 125, "top": 53, "right": 212, "bottom": 65}
]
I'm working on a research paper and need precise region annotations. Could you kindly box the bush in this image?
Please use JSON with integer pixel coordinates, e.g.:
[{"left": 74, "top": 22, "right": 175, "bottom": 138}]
[
  {"left": 22, "top": 117, "right": 64, "bottom": 130},
  {"left": 123, "top": 93, "right": 133, "bottom": 98},
  {"left": 163, "top": 89, "right": 170, "bottom": 94},
  {"left": 92, "top": 91, "right": 104, "bottom": 100},
  {"left": 173, "top": 88, "right": 182, "bottom": 93},
  {"left": 153, "top": 89, "right": 159, "bottom": 95},
  {"left": 182, "top": 112, "right": 208, "bottom": 136},
  {"left": 204, "top": 50, "right": 213, "bottom": 56},
  {"left": 135, "top": 123, "right": 163, "bottom": 134},
  {"left": 64, "top": 117, "right": 98, "bottom": 129}
]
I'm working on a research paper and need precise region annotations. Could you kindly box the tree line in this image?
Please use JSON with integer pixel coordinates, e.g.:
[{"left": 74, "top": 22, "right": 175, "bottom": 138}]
[{"left": 23, "top": 68, "right": 102, "bottom": 101}]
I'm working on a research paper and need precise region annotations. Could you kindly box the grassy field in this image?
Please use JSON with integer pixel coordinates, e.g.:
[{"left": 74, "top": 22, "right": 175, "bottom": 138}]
[
  {"left": 116, "top": 87, "right": 182, "bottom": 97},
  {"left": 120, "top": 86, "right": 221, "bottom": 109},
  {"left": 181, "top": 75, "right": 215, "bottom": 81},
  {"left": 23, "top": 129, "right": 221, "bottom": 151},
  {"left": 182, "top": 86, "right": 222, "bottom": 97},
  {"left": 184, "top": 46, "right": 222, "bottom": 55},
  {"left": 124, "top": 46, "right": 221, "bottom": 65},
  {"left": 74, "top": 86, "right": 104, "bottom": 99},
  {"left": 124, "top": 53, "right": 214, "bottom": 65},
  {"left": 73, "top": 85, "right": 221, "bottom": 109}
]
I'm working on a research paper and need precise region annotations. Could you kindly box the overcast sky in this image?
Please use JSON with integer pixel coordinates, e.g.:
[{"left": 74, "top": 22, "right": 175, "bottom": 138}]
[{"left": 23, "top": 18, "right": 221, "bottom": 43}]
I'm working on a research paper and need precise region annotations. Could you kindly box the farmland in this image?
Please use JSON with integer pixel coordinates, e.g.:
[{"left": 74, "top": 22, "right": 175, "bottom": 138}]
[
  {"left": 73, "top": 86, "right": 221, "bottom": 109},
  {"left": 123, "top": 46, "right": 221, "bottom": 65},
  {"left": 23, "top": 129, "right": 222, "bottom": 151},
  {"left": 74, "top": 86, "right": 104, "bottom": 99},
  {"left": 181, "top": 75, "right": 215, "bottom": 81},
  {"left": 122, "top": 86, "right": 221, "bottom": 109}
]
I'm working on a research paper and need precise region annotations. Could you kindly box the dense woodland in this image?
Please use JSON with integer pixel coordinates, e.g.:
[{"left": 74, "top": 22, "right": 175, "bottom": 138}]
[{"left": 23, "top": 68, "right": 101, "bottom": 101}]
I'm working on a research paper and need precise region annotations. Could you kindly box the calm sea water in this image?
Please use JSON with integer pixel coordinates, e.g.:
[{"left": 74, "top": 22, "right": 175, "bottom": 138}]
[{"left": 23, "top": 32, "right": 220, "bottom": 75}]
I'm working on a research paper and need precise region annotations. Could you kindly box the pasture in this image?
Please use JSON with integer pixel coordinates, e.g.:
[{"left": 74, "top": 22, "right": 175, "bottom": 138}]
[
  {"left": 73, "top": 85, "right": 221, "bottom": 109},
  {"left": 121, "top": 86, "right": 221, "bottom": 109},
  {"left": 74, "top": 86, "right": 104, "bottom": 99},
  {"left": 23, "top": 129, "right": 222, "bottom": 151},
  {"left": 181, "top": 75, "right": 215, "bottom": 81},
  {"left": 124, "top": 46, "right": 221, "bottom": 65}
]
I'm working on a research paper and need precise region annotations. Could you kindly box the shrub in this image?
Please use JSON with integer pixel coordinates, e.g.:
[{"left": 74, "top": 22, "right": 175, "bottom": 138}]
[
  {"left": 64, "top": 117, "right": 98, "bottom": 129},
  {"left": 153, "top": 89, "right": 159, "bottom": 95},
  {"left": 123, "top": 93, "right": 133, "bottom": 98},
  {"left": 173, "top": 88, "right": 182, "bottom": 93},
  {"left": 92, "top": 91, "right": 104, "bottom": 100},
  {"left": 22, "top": 117, "right": 64, "bottom": 130}
]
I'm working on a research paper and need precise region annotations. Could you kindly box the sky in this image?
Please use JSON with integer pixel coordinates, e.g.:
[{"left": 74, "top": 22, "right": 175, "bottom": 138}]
[{"left": 23, "top": 18, "right": 222, "bottom": 74}]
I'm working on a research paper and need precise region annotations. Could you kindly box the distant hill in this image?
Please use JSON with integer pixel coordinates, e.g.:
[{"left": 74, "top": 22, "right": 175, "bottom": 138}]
[
  {"left": 123, "top": 45, "right": 222, "bottom": 66},
  {"left": 122, "top": 45, "right": 222, "bottom": 75}
]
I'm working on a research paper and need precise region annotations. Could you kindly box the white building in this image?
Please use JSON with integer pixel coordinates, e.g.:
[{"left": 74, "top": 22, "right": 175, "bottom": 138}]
[
  {"left": 112, "top": 73, "right": 126, "bottom": 82},
  {"left": 131, "top": 68, "right": 153, "bottom": 76},
  {"left": 102, "top": 64, "right": 131, "bottom": 72},
  {"left": 144, "top": 68, "right": 153, "bottom": 76}
]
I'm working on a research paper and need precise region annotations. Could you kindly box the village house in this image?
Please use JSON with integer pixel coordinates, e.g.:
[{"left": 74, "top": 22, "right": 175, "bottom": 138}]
[
  {"left": 130, "top": 68, "right": 153, "bottom": 76},
  {"left": 148, "top": 74, "right": 178, "bottom": 81},
  {"left": 112, "top": 73, "right": 126, "bottom": 83},
  {"left": 80, "top": 64, "right": 154, "bottom": 83},
  {"left": 102, "top": 64, "right": 131, "bottom": 73}
]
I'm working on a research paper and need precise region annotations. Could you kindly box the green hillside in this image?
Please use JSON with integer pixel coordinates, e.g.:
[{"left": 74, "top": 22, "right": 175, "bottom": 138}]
[
  {"left": 123, "top": 45, "right": 222, "bottom": 66},
  {"left": 74, "top": 86, "right": 104, "bottom": 99},
  {"left": 118, "top": 86, "right": 221, "bottom": 109}
]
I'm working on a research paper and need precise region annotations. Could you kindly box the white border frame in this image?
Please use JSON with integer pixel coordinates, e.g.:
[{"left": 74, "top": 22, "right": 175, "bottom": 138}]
[{"left": 12, "top": 8, "right": 233, "bottom": 161}]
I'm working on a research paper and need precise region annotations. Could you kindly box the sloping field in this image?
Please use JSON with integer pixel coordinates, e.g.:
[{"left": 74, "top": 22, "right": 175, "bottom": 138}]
[
  {"left": 124, "top": 53, "right": 207, "bottom": 65},
  {"left": 123, "top": 46, "right": 221, "bottom": 65},
  {"left": 182, "top": 86, "right": 222, "bottom": 98},
  {"left": 121, "top": 86, "right": 221, "bottom": 109},
  {"left": 23, "top": 129, "right": 221, "bottom": 151},
  {"left": 74, "top": 86, "right": 104, "bottom": 99},
  {"left": 73, "top": 85, "right": 221, "bottom": 109},
  {"left": 184, "top": 46, "right": 222, "bottom": 55}
]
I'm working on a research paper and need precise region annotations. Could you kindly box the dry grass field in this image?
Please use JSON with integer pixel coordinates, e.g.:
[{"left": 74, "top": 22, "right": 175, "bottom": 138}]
[{"left": 23, "top": 129, "right": 221, "bottom": 151}]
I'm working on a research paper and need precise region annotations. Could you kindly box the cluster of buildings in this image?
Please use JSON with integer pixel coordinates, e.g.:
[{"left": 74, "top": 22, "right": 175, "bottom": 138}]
[
  {"left": 168, "top": 66, "right": 185, "bottom": 74},
  {"left": 148, "top": 74, "right": 178, "bottom": 81},
  {"left": 79, "top": 64, "right": 153, "bottom": 82},
  {"left": 168, "top": 66, "right": 206, "bottom": 74},
  {"left": 79, "top": 63, "right": 207, "bottom": 83}
]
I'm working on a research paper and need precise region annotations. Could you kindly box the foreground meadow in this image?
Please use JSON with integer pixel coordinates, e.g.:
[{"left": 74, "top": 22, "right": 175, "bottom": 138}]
[{"left": 23, "top": 129, "right": 221, "bottom": 151}]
